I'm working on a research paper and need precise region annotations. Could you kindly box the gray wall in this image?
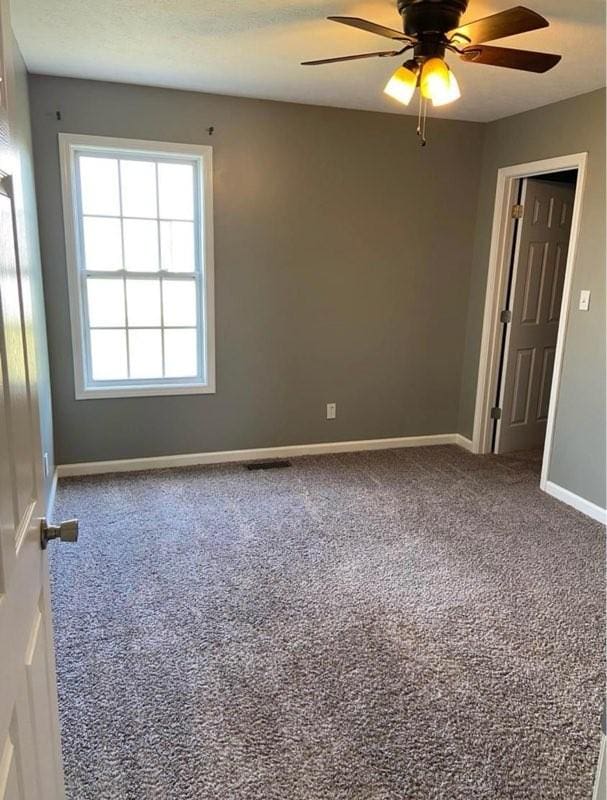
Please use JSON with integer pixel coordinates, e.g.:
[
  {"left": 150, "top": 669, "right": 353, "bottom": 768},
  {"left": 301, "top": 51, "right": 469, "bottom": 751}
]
[
  {"left": 28, "top": 75, "right": 485, "bottom": 464},
  {"left": 458, "top": 89, "right": 606, "bottom": 507},
  {"left": 7, "top": 39, "right": 54, "bottom": 499}
]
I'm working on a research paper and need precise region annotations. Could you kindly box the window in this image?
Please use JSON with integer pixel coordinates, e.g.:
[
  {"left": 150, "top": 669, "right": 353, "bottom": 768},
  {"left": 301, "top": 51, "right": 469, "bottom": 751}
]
[{"left": 59, "top": 134, "right": 215, "bottom": 399}]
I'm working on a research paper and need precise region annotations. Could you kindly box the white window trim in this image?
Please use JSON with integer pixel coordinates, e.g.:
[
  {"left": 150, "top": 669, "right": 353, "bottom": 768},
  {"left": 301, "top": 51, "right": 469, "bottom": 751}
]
[{"left": 59, "top": 133, "right": 215, "bottom": 400}]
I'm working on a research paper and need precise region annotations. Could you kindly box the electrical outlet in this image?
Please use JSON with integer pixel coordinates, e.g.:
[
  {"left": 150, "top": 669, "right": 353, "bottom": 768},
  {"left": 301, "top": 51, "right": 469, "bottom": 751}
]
[
  {"left": 326, "top": 402, "right": 336, "bottom": 420},
  {"left": 43, "top": 452, "right": 49, "bottom": 478}
]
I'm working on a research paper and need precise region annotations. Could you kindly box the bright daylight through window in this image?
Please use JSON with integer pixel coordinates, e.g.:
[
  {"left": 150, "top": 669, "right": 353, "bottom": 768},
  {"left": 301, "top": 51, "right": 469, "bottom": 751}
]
[{"left": 60, "top": 134, "right": 214, "bottom": 399}]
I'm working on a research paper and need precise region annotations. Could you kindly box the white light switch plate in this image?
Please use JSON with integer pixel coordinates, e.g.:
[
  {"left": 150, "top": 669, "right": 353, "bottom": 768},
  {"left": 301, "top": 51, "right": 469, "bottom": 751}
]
[
  {"left": 579, "top": 290, "right": 591, "bottom": 311},
  {"left": 326, "top": 403, "right": 336, "bottom": 420}
]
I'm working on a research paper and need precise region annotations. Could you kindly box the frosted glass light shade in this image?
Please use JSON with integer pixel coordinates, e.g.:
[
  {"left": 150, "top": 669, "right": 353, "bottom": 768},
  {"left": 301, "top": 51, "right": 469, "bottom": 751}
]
[
  {"left": 431, "top": 69, "right": 461, "bottom": 107},
  {"left": 384, "top": 65, "right": 418, "bottom": 106},
  {"left": 420, "top": 58, "right": 461, "bottom": 106}
]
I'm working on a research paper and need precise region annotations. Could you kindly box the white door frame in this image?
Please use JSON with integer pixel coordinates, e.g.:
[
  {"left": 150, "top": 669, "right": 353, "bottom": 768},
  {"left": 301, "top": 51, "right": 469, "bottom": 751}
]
[{"left": 471, "top": 152, "right": 588, "bottom": 492}]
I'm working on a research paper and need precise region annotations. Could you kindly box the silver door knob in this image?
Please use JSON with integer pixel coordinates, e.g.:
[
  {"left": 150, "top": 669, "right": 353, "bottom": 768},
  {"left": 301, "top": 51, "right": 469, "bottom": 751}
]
[{"left": 40, "top": 518, "right": 79, "bottom": 550}]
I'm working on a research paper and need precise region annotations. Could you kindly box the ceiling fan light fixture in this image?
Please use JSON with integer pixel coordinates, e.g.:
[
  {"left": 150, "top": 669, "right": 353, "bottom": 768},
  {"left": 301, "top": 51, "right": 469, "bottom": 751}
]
[
  {"left": 304, "top": 4, "right": 559, "bottom": 143},
  {"left": 419, "top": 57, "right": 461, "bottom": 106},
  {"left": 383, "top": 61, "right": 418, "bottom": 106}
]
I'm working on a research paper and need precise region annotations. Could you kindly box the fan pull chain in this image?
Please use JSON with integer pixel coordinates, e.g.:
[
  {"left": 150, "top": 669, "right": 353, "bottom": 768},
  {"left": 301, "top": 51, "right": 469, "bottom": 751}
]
[
  {"left": 422, "top": 98, "right": 428, "bottom": 146},
  {"left": 416, "top": 95, "right": 428, "bottom": 147}
]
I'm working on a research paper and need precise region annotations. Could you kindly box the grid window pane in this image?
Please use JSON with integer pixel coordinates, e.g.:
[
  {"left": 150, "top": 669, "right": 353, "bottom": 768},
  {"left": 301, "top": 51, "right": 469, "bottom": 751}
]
[
  {"left": 163, "top": 280, "right": 197, "bottom": 327},
  {"left": 71, "top": 142, "right": 209, "bottom": 392},
  {"left": 126, "top": 279, "right": 161, "bottom": 327},
  {"left": 83, "top": 217, "right": 122, "bottom": 271},
  {"left": 90, "top": 329, "right": 127, "bottom": 380},
  {"left": 164, "top": 329, "right": 197, "bottom": 377},
  {"left": 128, "top": 329, "right": 163, "bottom": 379},
  {"left": 87, "top": 278, "right": 125, "bottom": 327},
  {"left": 120, "top": 160, "right": 157, "bottom": 218},
  {"left": 158, "top": 162, "right": 194, "bottom": 220},
  {"left": 123, "top": 219, "right": 159, "bottom": 272},
  {"left": 79, "top": 157, "right": 120, "bottom": 216},
  {"left": 160, "top": 221, "right": 195, "bottom": 272}
]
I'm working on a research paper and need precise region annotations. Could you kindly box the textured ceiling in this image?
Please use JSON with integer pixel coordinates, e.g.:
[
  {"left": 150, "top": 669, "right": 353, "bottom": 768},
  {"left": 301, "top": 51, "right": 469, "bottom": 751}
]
[{"left": 12, "top": 0, "right": 607, "bottom": 121}]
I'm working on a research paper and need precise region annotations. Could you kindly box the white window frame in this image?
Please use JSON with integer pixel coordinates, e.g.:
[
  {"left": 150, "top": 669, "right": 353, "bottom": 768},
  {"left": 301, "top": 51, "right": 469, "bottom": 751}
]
[{"left": 59, "top": 133, "right": 215, "bottom": 399}]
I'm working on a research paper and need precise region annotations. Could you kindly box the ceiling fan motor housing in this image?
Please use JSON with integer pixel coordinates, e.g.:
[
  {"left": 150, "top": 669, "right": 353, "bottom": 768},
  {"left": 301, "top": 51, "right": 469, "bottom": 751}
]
[{"left": 398, "top": 0, "right": 469, "bottom": 56}]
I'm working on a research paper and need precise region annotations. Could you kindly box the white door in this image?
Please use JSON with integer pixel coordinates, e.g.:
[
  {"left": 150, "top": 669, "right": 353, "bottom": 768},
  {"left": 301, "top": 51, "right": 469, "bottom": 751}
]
[
  {"left": 0, "top": 171, "right": 66, "bottom": 796},
  {"left": 495, "top": 177, "right": 576, "bottom": 454}
]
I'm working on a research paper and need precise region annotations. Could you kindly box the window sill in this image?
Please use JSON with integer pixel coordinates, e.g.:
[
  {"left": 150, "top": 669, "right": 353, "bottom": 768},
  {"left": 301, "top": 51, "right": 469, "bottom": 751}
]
[{"left": 75, "top": 382, "right": 216, "bottom": 400}]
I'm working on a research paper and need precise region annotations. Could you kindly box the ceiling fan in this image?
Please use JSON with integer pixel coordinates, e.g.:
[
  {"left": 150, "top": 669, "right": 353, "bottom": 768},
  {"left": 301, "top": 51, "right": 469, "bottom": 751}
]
[{"left": 302, "top": 2, "right": 561, "bottom": 144}]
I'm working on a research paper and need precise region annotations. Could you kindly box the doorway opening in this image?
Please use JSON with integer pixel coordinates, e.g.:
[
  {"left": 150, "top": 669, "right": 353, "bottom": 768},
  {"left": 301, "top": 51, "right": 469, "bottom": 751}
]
[
  {"left": 491, "top": 169, "right": 578, "bottom": 458},
  {"left": 471, "top": 153, "right": 588, "bottom": 492}
]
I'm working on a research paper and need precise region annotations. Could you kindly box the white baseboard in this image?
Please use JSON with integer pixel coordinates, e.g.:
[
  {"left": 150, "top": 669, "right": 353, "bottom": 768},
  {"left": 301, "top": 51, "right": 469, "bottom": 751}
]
[
  {"left": 454, "top": 434, "right": 475, "bottom": 453},
  {"left": 56, "top": 439, "right": 604, "bottom": 526},
  {"left": 57, "top": 433, "right": 469, "bottom": 478},
  {"left": 46, "top": 469, "right": 58, "bottom": 517},
  {"left": 593, "top": 734, "right": 606, "bottom": 800},
  {"left": 543, "top": 480, "right": 607, "bottom": 525}
]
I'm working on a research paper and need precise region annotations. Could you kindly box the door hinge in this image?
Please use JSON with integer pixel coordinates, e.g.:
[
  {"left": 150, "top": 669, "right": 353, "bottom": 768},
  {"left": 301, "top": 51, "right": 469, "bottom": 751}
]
[
  {"left": 511, "top": 204, "right": 524, "bottom": 219},
  {"left": 500, "top": 309, "right": 512, "bottom": 324},
  {"left": 490, "top": 407, "right": 502, "bottom": 420}
]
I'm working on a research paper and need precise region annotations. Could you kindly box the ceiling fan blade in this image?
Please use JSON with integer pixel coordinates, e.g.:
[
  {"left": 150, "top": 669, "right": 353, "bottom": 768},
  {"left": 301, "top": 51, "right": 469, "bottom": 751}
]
[
  {"left": 450, "top": 6, "right": 549, "bottom": 45},
  {"left": 461, "top": 44, "right": 561, "bottom": 73},
  {"left": 301, "top": 50, "right": 401, "bottom": 66},
  {"left": 328, "top": 16, "right": 413, "bottom": 42}
]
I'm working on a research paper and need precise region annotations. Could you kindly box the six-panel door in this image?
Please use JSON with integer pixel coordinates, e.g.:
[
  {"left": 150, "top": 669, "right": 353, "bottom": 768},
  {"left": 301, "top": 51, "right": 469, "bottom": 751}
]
[
  {"left": 0, "top": 175, "right": 65, "bottom": 797},
  {"left": 496, "top": 177, "right": 576, "bottom": 454}
]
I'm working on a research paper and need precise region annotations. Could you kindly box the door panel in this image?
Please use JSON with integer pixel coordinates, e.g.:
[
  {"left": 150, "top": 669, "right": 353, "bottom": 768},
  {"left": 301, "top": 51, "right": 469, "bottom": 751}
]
[
  {"left": 510, "top": 347, "right": 534, "bottom": 425},
  {"left": 0, "top": 737, "right": 21, "bottom": 800},
  {"left": 26, "top": 591, "right": 63, "bottom": 800},
  {"left": 3, "top": 673, "right": 47, "bottom": 800},
  {"left": 548, "top": 244, "right": 566, "bottom": 322},
  {"left": 0, "top": 2, "right": 64, "bottom": 796},
  {"left": 496, "top": 177, "right": 576, "bottom": 453},
  {"left": 0, "top": 180, "right": 65, "bottom": 798},
  {"left": 536, "top": 346, "right": 556, "bottom": 421},
  {"left": 520, "top": 242, "right": 547, "bottom": 324}
]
